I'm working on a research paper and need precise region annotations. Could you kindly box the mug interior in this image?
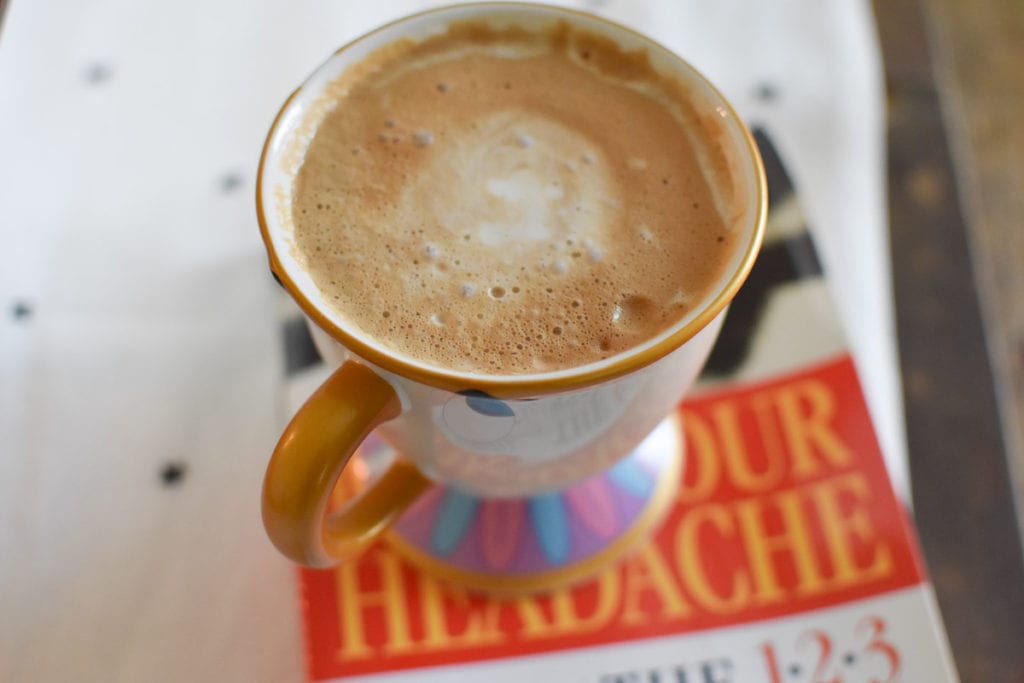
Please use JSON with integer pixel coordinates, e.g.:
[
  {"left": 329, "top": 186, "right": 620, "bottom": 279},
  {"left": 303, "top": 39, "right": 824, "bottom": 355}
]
[{"left": 257, "top": 2, "right": 766, "bottom": 394}]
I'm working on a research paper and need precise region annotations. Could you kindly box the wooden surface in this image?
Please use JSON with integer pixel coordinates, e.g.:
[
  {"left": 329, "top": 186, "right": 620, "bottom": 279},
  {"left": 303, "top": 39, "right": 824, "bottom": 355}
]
[
  {"left": 873, "top": 0, "right": 1024, "bottom": 680},
  {"left": 926, "top": 0, "right": 1024, "bottom": 540}
]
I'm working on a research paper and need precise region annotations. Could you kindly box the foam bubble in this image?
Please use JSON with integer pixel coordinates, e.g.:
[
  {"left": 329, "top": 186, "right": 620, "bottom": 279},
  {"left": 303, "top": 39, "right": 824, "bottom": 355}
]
[
  {"left": 611, "top": 295, "right": 657, "bottom": 331},
  {"left": 667, "top": 290, "right": 690, "bottom": 308},
  {"left": 414, "top": 131, "right": 434, "bottom": 146}
]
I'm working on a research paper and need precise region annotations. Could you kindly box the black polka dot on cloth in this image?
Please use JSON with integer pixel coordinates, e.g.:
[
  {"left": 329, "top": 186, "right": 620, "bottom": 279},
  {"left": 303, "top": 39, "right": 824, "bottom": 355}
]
[
  {"left": 11, "top": 301, "right": 32, "bottom": 321},
  {"left": 219, "top": 172, "right": 243, "bottom": 193},
  {"left": 755, "top": 82, "right": 780, "bottom": 103},
  {"left": 844, "top": 652, "right": 857, "bottom": 666},
  {"left": 83, "top": 63, "right": 113, "bottom": 85},
  {"left": 160, "top": 462, "right": 188, "bottom": 487},
  {"left": 788, "top": 664, "right": 801, "bottom": 677}
]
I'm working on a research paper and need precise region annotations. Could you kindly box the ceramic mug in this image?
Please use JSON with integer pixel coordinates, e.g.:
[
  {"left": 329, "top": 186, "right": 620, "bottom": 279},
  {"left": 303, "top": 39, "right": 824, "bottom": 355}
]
[{"left": 257, "top": 2, "right": 766, "bottom": 569}]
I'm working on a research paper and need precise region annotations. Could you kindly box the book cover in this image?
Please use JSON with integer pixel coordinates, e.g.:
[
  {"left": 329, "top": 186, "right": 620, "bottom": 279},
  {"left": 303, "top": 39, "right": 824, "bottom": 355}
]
[{"left": 279, "top": 130, "right": 959, "bottom": 682}]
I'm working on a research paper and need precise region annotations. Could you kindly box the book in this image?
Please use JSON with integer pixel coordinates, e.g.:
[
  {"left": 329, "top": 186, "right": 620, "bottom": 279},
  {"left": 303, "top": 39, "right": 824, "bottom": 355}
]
[{"left": 280, "top": 130, "right": 959, "bottom": 682}]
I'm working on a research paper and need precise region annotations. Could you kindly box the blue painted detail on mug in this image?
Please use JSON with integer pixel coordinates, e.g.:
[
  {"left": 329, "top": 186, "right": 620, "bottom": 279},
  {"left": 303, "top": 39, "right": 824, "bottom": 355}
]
[
  {"left": 529, "top": 493, "right": 570, "bottom": 564},
  {"left": 459, "top": 390, "right": 516, "bottom": 418},
  {"left": 431, "top": 489, "right": 479, "bottom": 557},
  {"left": 607, "top": 458, "right": 654, "bottom": 498}
]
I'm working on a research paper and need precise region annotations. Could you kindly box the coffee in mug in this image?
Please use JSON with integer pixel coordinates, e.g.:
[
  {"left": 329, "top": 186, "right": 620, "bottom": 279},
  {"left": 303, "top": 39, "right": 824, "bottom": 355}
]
[{"left": 291, "top": 20, "right": 740, "bottom": 375}]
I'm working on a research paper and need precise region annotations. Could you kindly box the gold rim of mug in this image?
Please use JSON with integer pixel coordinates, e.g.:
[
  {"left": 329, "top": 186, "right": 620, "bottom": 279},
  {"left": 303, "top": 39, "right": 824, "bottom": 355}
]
[{"left": 256, "top": 1, "right": 768, "bottom": 397}]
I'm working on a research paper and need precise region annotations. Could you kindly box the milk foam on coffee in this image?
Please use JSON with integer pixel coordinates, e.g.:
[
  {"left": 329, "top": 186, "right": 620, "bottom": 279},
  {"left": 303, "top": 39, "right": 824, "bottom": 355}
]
[{"left": 292, "top": 22, "right": 738, "bottom": 375}]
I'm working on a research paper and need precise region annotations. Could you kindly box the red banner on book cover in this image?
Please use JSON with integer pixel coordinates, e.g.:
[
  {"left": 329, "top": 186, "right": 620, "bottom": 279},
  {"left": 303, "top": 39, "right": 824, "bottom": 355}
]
[{"left": 300, "top": 354, "right": 926, "bottom": 680}]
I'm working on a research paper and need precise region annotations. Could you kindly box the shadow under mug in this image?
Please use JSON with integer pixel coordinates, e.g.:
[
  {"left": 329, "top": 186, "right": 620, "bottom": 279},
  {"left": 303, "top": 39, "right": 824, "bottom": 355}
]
[{"left": 257, "top": 2, "right": 767, "bottom": 573}]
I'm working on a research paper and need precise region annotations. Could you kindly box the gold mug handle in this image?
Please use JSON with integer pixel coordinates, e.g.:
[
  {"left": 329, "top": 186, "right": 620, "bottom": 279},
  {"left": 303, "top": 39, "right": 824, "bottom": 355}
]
[{"left": 262, "top": 361, "right": 431, "bottom": 567}]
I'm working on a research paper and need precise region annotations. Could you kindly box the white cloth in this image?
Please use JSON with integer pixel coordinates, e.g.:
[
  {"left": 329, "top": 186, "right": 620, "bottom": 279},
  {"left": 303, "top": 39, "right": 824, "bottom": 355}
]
[{"left": 0, "top": 1, "right": 903, "bottom": 681}]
